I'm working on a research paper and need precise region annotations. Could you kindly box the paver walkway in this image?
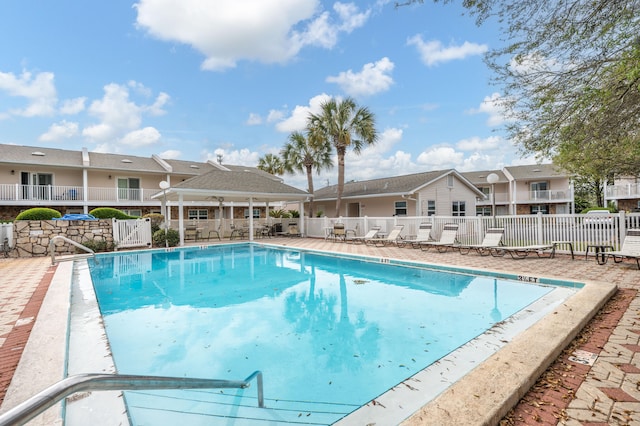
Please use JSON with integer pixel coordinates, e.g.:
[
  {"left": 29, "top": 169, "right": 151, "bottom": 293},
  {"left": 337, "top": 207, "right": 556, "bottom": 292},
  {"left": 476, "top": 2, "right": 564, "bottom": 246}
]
[{"left": 0, "top": 239, "right": 639, "bottom": 425}]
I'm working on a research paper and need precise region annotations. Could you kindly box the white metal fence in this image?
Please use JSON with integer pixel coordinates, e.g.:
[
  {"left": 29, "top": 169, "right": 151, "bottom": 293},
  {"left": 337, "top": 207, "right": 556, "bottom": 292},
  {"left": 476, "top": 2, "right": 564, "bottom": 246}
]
[{"left": 112, "top": 218, "right": 152, "bottom": 250}]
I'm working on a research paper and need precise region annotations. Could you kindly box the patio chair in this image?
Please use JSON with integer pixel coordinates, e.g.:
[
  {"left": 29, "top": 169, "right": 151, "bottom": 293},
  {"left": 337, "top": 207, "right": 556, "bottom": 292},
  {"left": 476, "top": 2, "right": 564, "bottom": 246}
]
[
  {"left": 206, "top": 225, "right": 222, "bottom": 241},
  {"left": 600, "top": 229, "right": 640, "bottom": 269},
  {"left": 284, "top": 223, "right": 301, "bottom": 237},
  {"left": 350, "top": 226, "right": 381, "bottom": 244},
  {"left": 419, "top": 223, "right": 460, "bottom": 252},
  {"left": 488, "top": 242, "right": 556, "bottom": 259},
  {"left": 403, "top": 222, "right": 433, "bottom": 248},
  {"left": 457, "top": 228, "right": 504, "bottom": 255},
  {"left": 184, "top": 225, "right": 199, "bottom": 241},
  {"left": 230, "top": 224, "right": 248, "bottom": 240},
  {"left": 365, "top": 225, "right": 405, "bottom": 247},
  {"left": 331, "top": 223, "right": 346, "bottom": 242}
]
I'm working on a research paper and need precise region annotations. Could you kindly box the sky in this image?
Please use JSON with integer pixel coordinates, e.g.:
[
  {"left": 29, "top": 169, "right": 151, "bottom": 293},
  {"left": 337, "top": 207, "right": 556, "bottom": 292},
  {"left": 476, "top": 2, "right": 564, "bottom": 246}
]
[{"left": 0, "top": 0, "right": 538, "bottom": 190}]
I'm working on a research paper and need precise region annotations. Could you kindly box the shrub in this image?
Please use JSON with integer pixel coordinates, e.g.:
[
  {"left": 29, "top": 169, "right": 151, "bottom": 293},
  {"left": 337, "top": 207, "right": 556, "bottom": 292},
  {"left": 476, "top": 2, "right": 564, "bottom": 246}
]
[
  {"left": 90, "top": 207, "right": 138, "bottom": 220},
  {"left": 152, "top": 228, "right": 180, "bottom": 247},
  {"left": 288, "top": 210, "right": 300, "bottom": 218},
  {"left": 269, "top": 209, "right": 290, "bottom": 218},
  {"left": 143, "top": 213, "right": 165, "bottom": 234},
  {"left": 15, "top": 208, "right": 62, "bottom": 221},
  {"left": 79, "top": 238, "right": 115, "bottom": 253}
]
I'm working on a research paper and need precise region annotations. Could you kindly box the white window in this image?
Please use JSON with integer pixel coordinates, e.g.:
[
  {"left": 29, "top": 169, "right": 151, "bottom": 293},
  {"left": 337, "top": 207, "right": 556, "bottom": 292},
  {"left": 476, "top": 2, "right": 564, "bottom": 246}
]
[
  {"left": 122, "top": 209, "right": 142, "bottom": 217},
  {"left": 117, "top": 178, "right": 140, "bottom": 201},
  {"left": 452, "top": 201, "right": 466, "bottom": 216},
  {"left": 394, "top": 201, "right": 407, "bottom": 216},
  {"left": 427, "top": 200, "right": 436, "bottom": 216},
  {"left": 244, "top": 209, "right": 260, "bottom": 218},
  {"left": 188, "top": 209, "right": 208, "bottom": 220},
  {"left": 530, "top": 204, "right": 549, "bottom": 214},
  {"left": 476, "top": 206, "right": 491, "bottom": 216},
  {"left": 447, "top": 175, "right": 454, "bottom": 187}
]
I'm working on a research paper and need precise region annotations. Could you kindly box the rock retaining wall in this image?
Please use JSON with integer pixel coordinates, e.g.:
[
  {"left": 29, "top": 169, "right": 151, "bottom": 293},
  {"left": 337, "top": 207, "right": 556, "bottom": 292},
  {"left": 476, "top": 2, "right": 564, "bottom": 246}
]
[{"left": 11, "top": 220, "right": 114, "bottom": 258}]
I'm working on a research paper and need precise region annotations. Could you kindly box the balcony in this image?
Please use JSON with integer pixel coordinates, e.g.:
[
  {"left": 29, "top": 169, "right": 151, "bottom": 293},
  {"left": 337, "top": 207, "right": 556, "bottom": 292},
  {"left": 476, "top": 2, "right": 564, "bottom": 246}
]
[
  {"left": 606, "top": 184, "right": 640, "bottom": 200},
  {"left": 0, "top": 184, "right": 159, "bottom": 205}
]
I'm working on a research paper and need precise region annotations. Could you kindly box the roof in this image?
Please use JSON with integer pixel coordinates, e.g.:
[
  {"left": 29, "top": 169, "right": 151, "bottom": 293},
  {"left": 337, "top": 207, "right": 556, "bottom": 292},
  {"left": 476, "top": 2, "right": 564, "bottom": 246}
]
[
  {"left": 0, "top": 144, "right": 85, "bottom": 168},
  {"left": 461, "top": 170, "right": 507, "bottom": 185},
  {"left": 154, "top": 169, "right": 309, "bottom": 203},
  {"left": 313, "top": 169, "right": 484, "bottom": 200},
  {"left": 503, "top": 164, "right": 568, "bottom": 180}
]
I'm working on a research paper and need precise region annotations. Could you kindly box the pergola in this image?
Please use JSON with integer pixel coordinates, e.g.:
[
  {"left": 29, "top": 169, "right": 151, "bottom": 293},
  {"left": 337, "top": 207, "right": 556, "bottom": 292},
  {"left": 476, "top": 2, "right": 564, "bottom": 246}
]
[{"left": 151, "top": 168, "right": 309, "bottom": 245}]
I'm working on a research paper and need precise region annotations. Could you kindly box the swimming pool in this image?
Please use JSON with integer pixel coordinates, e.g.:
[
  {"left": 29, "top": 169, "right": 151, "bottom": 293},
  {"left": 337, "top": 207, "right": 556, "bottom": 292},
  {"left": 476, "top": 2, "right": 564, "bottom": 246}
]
[{"left": 72, "top": 243, "right": 580, "bottom": 425}]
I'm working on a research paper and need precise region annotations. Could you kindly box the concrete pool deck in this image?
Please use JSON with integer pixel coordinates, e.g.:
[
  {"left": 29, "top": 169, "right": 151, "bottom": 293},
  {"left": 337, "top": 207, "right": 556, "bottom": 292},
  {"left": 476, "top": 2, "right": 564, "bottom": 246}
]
[{"left": 1, "top": 238, "right": 639, "bottom": 425}]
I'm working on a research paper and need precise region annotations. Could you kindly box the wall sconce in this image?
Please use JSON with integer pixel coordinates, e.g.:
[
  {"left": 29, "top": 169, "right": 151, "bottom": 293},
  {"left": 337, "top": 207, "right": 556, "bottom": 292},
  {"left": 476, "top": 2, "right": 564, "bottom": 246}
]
[
  {"left": 108, "top": 175, "right": 112, "bottom": 179},
  {"left": 11, "top": 170, "right": 15, "bottom": 175}
]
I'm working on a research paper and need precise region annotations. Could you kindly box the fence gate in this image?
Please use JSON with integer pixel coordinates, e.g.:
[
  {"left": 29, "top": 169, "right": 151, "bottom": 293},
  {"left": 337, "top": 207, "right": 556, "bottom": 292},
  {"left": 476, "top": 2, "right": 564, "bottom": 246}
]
[{"left": 112, "top": 218, "right": 152, "bottom": 250}]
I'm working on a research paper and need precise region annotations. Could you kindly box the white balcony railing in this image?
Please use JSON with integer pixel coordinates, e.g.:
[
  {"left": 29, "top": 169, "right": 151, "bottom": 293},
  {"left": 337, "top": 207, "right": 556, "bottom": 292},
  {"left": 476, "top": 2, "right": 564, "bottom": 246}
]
[
  {"left": 606, "top": 184, "right": 640, "bottom": 199},
  {"left": 0, "top": 184, "right": 158, "bottom": 204}
]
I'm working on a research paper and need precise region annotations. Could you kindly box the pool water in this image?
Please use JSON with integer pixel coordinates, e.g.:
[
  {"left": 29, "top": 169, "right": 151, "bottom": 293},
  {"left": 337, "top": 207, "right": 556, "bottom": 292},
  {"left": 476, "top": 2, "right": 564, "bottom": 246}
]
[{"left": 87, "top": 244, "right": 562, "bottom": 425}]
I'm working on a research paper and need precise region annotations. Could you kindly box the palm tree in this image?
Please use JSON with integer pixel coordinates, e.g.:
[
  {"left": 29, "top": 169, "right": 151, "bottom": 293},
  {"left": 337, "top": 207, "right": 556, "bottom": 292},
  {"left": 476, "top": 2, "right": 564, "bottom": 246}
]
[
  {"left": 308, "top": 97, "right": 377, "bottom": 217},
  {"left": 281, "top": 131, "right": 333, "bottom": 217},
  {"left": 257, "top": 153, "right": 284, "bottom": 175}
]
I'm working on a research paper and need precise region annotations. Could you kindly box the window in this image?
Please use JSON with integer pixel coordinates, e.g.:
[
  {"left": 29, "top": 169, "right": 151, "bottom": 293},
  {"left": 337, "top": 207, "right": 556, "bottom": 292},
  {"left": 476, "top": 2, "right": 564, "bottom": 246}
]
[
  {"left": 117, "top": 178, "right": 140, "bottom": 201},
  {"left": 452, "top": 201, "right": 466, "bottom": 216},
  {"left": 243, "top": 209, "right": 260, "bottom": 219},
  {"left": 530, "top": 181, "right": 549, "bottom": 200},
  {"left": 188, "top": 209, "right": 208, "bottom": 220},
  {"left": 426, "top": 200, "right": 436, "bottom": 216},
  {"left": 447, "top": 175, "right": 454, "bottom": 187},
  {"left": 480, "top": 187, "right": 491, "bottom": 197},
  {"left": 21, "top": 172, "right": 53, "bottom": 200},
  {"left": 394, "top": 201, "right": 407, "bottom": 216},
  {"left": 122, "top": 209, "right": 142, "bottom": 217},
  {"left": 530, "top": 205, "right": 549, "bottom": 214},
  {"left": 476, "top": 206, "right": 491, "bottom": 216}
]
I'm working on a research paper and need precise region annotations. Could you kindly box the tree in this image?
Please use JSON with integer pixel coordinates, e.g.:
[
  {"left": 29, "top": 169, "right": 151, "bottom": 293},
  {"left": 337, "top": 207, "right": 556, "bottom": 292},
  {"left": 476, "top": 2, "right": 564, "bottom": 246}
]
[
  {"left": 281, "top": 131, "right": 333, "bottom": 218},
  {"left": 405, "top": 1, "right": 640, "bottom": 177},
  {"left": 256, "top": 153, "right": 284, "bottom": 175},
  {"left": 308, "top": 97, "right": 378, "bottom": 217}
]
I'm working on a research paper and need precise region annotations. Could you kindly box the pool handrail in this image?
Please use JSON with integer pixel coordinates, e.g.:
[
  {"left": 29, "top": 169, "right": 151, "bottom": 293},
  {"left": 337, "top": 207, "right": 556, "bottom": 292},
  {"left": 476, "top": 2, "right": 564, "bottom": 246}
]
[
  {"left": 49, "top": 235, "right": 96, "bottom": 265},
  {"left": 0, "top": 371, "right": 264, "bottom": 425}
]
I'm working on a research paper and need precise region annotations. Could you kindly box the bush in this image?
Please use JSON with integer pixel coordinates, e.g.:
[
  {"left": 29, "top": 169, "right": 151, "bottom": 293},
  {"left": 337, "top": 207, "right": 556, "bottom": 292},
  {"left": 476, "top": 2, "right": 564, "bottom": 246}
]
[
  {"left": 143, "top": 213, "right": 165, "bottom": 234},
  {"left": 152, "top": 228, "right": 180, "bottom": 247},
  {"left": 269, "top": 209, "right": 290, "bottom": 218},
  {"left": 79, "top": 238, "right": 115, "bottom": 253},
  {"left": 90, "top": 207, "right": 138, "bottom": 220},
  {"left": 15, "top": 207, "right": 62, "bottom": 221}
]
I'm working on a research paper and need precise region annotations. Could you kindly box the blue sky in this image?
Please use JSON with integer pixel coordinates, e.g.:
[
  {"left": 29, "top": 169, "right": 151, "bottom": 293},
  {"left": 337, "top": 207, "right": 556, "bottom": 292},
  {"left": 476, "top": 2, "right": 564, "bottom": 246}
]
[{"left": 0, "top": 0, "right": 537, "bottom": 190}]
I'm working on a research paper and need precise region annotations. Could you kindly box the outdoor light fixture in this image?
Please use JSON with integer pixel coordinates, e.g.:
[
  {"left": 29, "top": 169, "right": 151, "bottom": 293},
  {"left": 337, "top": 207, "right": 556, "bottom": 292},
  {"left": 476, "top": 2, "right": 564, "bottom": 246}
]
[
  {"left": 486, "top": 173, "right": 499, "bottom": 227},
  {"left": 159, "top": 181, "right": 170, "bottom": 248}
]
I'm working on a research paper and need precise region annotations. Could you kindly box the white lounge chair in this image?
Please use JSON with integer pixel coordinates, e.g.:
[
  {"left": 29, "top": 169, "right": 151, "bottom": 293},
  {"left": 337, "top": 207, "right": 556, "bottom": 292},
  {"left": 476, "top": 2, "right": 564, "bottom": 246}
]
[
  {"left": 365, "top": 225, "right": 405, "bottom": 247},
  {"left": 350, "top": 226, "right": 381, "bottom": 244},
  {"left": 601, "top": 229, "right": 640, "bottom": 269},
  {"left": 402, "top": 222, "right": 433, "bottom": 248},
  {"left": 419, "top": 224, "right": 459, "bottom": 252},
  {"left": 457, "top": 228, "right": 504, "bottom": 255},
  {"left": 488, "top": 243, "right": 555, "bottom": 259}
]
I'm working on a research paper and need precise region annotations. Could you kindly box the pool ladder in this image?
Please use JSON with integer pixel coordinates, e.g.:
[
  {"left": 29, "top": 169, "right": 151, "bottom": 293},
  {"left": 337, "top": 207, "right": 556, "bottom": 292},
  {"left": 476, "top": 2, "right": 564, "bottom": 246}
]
[
  {"left": 49, "top": 235, "right": 97, "bottom": 265},
  {"left": 0, "top": 371, "right": 264, "bottom": 425}
]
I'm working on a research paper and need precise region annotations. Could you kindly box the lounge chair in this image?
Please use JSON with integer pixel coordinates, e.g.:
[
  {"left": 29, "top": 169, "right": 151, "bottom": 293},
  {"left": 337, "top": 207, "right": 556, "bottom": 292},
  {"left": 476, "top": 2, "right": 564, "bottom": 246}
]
[
  {"left": 402, "top": 222, "right": 433, "bottom": 248},
  {"left": 419, "top": 223, "right": 460, "bottom": 252},
  {"left": 488, "top": 243, "right": 555, "bottom": 259},
  {"left": 600, "top": 229, "right": 640, "bottom": 269},
  {"left": 457, "top": 228, "right": 504, "bottom": 255},
  {"left": 350, "top": 226, "right": 381, "bottom": 244},
  {"left": 365, "top": 225, "right": 405, "bottom": 247}
]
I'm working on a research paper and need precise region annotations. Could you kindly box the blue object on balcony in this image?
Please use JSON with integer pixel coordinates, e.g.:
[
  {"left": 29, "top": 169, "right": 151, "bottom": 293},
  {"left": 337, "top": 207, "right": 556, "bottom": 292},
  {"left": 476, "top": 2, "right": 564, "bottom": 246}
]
[{"left": 53, "top": 214, "right": 98, "bottom": 221}]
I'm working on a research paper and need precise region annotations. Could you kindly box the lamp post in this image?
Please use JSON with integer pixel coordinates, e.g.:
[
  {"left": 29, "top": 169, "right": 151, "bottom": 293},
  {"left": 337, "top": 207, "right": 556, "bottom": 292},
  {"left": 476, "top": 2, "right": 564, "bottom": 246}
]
[
  {"left": 486, "top": 173, "right": 499, "bottom": 227},
  {"left": 159, "top": 181, "right": 170, "bottom": 248}
]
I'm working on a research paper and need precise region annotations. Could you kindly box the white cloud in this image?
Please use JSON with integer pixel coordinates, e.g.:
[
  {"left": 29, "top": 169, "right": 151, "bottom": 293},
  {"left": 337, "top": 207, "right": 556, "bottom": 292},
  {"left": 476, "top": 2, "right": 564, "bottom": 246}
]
[
  {"left": 159, "top": 149, "right": 182, "bottom": 159},
  {"left": 456, "top": 135, "right": 502, "bottom": 151},
  {"left": 120, "top": 126, "right": 161, "bottom": 146},
  {"left": 134, "top": 0, "right": 370, "bottom": 71},
  {"left": 246, "top": 113, "right": 262, "bottom": 125},
  {"left": 416, "top": 145, "right": 465, "bottom": 168},
  {"left": 38, "top": 120, "right": 79, "bottom": 142},
  {"left": 407, "top": 36, "right": 488, "bottom": 67},
  {"left": 60, "top": 97, "right": 86, "bottom": 115},
  {"left": 0, "top": 70, "right": 57, "bottom": 117},
  {"left": 275, "top": 93, "right": 332, "bottom": 133},
  {"left": 467, "top": 92, "right": 510, "bottom": 126},
  {"left": 203, "top": 147, "right": 260, "bottom": 166},
  {"left": 326, "top": 57, "right": 394, "bottom": 96}
]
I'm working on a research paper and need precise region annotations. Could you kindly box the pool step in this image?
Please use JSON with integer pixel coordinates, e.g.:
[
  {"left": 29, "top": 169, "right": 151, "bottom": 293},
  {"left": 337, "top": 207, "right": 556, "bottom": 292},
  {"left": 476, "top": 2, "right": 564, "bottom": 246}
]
[{"left": 125, "top": 389, "right": 356, "bottom": 425}]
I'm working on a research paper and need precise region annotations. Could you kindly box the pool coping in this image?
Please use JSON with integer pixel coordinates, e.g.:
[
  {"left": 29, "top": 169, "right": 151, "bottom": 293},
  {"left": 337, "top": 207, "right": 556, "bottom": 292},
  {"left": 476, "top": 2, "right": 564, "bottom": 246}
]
[{"left": 1, "top": 244, "right": 617, "bottom": 425}]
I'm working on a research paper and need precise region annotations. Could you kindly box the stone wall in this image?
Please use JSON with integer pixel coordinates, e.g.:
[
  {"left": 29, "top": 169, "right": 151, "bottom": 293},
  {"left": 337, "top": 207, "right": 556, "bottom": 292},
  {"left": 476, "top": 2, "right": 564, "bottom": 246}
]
[{"left": 12, "top": 219, "right": 114, "bottom": 258}]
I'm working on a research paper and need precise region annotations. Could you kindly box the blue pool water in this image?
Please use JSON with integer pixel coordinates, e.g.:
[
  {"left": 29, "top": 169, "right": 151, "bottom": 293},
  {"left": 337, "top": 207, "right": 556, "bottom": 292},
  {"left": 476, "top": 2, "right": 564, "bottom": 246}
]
[{"left": 87, "top": 244, "right": 560, "bottom": 425}]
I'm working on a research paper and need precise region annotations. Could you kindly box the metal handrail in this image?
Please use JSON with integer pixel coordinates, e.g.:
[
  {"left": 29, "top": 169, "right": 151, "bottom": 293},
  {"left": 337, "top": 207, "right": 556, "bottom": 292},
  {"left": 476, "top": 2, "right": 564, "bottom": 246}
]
[
  {"left": 49, "top": 235, "right": 96, "bottom": 265},
  {"left": 0, "top": 371, "right": 264, "bottom": 425}
]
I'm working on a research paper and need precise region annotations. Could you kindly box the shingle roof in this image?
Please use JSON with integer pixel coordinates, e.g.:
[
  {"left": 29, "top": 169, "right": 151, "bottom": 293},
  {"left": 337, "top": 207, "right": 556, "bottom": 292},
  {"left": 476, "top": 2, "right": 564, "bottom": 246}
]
[
  {"left": 0, "top": 144, "right": 84, "bottom": 168},
  {"left": 461, "top": 170, "right": 507, "bottom": 185},
  {"left": 313, "top": 169, "right": 457, "bottom": 200},
  {"left": 504, "top": 164, "right": 568, "bottom": 179}
]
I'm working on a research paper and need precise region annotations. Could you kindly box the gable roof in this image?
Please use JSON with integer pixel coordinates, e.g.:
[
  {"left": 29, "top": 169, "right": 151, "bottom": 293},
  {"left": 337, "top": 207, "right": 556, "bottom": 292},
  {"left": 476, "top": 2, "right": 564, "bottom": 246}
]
[
  {"left": 461, "top": 170, "right": 507, "bottom": 185},
  {"left": 313, "top": 169, "right": 485, "bottom": 200},
  {"left": 503, "top": 164, "right": 569, "bottom": 180},
  {"left": 154, "top": 168, "right": 309, "bottom": 203}
]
